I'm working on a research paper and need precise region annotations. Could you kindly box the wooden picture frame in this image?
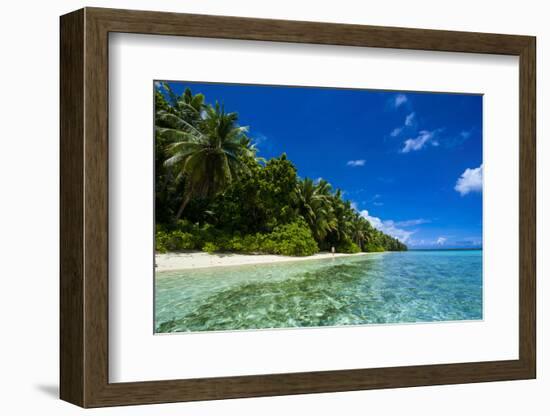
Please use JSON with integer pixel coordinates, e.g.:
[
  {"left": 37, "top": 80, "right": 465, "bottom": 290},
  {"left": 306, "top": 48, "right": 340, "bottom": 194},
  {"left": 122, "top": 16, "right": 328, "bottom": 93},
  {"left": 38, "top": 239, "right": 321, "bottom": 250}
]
[{"left": 60, "top": 7, "right": 536, "bottom": 408}]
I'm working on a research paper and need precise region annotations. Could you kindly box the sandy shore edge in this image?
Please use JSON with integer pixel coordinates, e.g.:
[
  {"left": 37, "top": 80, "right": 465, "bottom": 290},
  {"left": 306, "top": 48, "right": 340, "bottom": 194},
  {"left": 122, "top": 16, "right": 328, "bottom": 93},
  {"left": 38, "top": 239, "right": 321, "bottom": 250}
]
[{"left": 155, "top": 251, "right": 374, "bottom": 272}]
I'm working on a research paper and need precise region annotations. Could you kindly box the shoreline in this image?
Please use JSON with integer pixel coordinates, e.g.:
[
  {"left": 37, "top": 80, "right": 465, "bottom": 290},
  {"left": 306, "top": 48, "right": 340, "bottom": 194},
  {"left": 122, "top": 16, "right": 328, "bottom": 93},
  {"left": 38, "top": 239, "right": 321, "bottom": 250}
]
[{"left": 155, "top": 251, "right": 376, "bottom": 272}]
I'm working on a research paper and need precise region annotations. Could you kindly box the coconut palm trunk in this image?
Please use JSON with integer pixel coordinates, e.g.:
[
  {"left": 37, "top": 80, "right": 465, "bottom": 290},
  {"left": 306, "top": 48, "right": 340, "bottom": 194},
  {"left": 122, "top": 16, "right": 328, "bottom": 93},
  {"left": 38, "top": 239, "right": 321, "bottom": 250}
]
[{"left": 175, "top": 193, "right": 192, "bottom": 220}]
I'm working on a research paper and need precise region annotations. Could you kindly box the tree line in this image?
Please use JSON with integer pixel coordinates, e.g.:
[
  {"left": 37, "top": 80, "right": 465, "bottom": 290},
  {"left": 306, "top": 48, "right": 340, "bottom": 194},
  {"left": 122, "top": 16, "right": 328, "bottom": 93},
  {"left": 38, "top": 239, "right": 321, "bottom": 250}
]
[{"left": 155, "top": 83, "right": 407, "bottom": 256}]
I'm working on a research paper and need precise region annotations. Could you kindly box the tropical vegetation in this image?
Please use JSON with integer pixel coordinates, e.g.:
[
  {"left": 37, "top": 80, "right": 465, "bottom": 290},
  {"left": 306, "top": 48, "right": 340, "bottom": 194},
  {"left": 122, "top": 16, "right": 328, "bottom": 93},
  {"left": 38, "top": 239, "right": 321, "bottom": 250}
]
[{"left": 155, "top": 83, "right": 407, "bottom": 256}]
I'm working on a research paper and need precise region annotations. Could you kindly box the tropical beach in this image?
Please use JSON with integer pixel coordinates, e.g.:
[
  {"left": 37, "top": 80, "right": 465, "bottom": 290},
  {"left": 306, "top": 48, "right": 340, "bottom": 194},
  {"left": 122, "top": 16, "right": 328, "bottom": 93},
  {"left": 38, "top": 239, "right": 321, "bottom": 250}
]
[
  {"left": 155, "top": 249, "right": 482, "bottom": 333},
  {"left": 155, "top": 251, "right": 371, "bottom": 272},
  {"left": 153, "top": 81, "right": 483, "bottom": 333},
  {"left": 154, "top": 82, "right": 406, "bottom": 260}
]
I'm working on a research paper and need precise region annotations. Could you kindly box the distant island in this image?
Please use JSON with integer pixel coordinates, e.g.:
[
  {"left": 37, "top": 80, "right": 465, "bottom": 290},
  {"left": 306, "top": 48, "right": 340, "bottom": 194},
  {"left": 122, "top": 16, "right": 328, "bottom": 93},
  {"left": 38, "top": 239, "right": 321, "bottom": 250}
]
[{"left": 154, "top": 82, "right": 407, "bottom": 258}]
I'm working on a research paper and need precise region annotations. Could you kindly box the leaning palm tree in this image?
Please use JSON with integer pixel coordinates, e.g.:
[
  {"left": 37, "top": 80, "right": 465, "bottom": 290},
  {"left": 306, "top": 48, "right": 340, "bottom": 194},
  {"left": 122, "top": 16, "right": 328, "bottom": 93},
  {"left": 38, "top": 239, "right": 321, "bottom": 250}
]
[
  {"left": 155, "top": 86, "right": 207, "bottom": 219},
  {"left": 295, "top": 178, "right": 336, "bottom": 242},
  {"left": 163, "top": 103, "right": 254, "bottom": 219}
]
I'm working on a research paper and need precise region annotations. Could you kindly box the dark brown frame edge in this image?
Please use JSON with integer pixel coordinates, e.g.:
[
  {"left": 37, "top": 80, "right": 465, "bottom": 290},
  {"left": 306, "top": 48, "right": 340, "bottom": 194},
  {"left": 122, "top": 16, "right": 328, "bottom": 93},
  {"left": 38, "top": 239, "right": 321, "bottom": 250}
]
[{"left": 60, "top": 7, "right": 536, "bottom": 408}]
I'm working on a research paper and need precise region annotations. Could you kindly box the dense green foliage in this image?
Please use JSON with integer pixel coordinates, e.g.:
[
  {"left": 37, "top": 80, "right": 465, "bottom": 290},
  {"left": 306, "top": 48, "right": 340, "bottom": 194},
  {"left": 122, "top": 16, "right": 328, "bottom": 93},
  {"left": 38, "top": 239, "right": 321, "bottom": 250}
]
[
  {"left": 155, "top": 83, "right": 407, "bottom": 255},
  {"left": 155, "top": 219, "right": 318, "bottom": 256}
]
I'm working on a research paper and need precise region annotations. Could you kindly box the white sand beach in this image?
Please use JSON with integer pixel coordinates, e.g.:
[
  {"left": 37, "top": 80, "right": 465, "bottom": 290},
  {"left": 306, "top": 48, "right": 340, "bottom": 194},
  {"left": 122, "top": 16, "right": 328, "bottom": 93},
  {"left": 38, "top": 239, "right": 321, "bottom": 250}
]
[{"left": 155, "top": 251, "right": 372, "bottom": 272}]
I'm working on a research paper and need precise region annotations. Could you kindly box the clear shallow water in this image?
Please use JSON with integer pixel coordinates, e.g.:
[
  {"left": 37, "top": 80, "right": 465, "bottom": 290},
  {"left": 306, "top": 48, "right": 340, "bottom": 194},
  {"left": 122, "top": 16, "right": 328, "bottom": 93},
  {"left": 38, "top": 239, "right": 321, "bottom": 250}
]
[{"left": 155, "top": 250, "right": 482, "bottom": 333}]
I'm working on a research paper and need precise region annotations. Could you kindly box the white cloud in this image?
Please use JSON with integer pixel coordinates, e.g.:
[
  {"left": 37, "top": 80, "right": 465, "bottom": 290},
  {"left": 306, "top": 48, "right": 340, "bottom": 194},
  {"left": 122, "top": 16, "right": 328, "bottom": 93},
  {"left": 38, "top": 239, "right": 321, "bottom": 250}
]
[
  {"left": 401, "top": 129, "right": 443, "bottom": 153},
  {"left": 394, "top": 94, "right": 408, "bottom": 108},
  {"left": 401, "top": 130, "right": 439, "bottom": 153},
  {"left": 347, "top": 159, "right": 366, "bottom": 167},
  {"left": 409, "top": 237, "right": 450, "bottom": 247},
  {"left": 405, "top": 112, "right": 416, "bottom": 126},
  {"left": 389, "top": 113, "right": 414, "bottom": 138},
  {"left": 359, "top": 210, "right": 415, "bottom": 243},
  {"left": 395, "top": 218, "right": 430, "bottom": 227},
  {"left": 390, "top": 127, "right": 403, "bottom": 137},
  {"left": 454, "top": 164, "right": 483, "bottom": 196}
]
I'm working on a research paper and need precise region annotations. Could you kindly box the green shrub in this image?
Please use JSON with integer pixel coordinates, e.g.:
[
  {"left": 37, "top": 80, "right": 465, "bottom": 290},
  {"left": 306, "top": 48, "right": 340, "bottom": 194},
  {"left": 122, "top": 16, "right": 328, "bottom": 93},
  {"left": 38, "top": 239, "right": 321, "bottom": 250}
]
[
  {"left": 227, "top": 235, "right": 246, "bottom": 252},
  {"left": 155, "top": 230, "right": 196, "bottom": 252},
  {"left": 202, "top": 242, "right": 219, "bottom": 254},
  {"left": 174, "top": 219, "right": 194, "bottom": 233},
  {"left": 155, "top": 230, "right": 170, "bottom": 253},
  {"left": 258, "top": 236, "right": 277, "bottom": 254},
  {"left": 241, "top": 234, "right": 261, "bottom": 252},
  {"left": 336, "top": 239, "right": 361, "bottom": 254},
  {"left": 159, "top": 219, "right": 318, "bottom": 256},
  {"left": 214, "top": 234, "right": 231, "bottom": 251},
  {"left": 167, "top": 230, "right": 195, "bottom": 250},
  {"left": 365, "top": 243, "right": 385, "bottom": 252},
  {"left": 264, "top": 219, "right": 318, "bottom": 256}
]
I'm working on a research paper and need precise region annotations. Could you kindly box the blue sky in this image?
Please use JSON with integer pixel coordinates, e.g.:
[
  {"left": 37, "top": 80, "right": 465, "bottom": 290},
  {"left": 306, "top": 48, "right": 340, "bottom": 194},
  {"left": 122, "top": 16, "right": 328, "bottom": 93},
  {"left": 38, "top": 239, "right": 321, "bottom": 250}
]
[{"left": 159, "top": 81, "right": 483, "bottom": 249}]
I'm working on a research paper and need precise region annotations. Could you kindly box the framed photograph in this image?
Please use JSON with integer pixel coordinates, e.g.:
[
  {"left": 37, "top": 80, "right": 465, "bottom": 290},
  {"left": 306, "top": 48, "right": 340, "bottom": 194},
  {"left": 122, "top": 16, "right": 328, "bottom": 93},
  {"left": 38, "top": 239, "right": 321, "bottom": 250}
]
[{"left": 60, "top": 7, "right": 536, "bottom": 408}]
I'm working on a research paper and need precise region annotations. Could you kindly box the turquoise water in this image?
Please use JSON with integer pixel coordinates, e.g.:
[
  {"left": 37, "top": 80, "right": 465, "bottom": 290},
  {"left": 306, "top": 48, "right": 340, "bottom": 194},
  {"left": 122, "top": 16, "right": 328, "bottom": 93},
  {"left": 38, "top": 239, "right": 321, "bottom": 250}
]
[{"left": 155, "top": 250, "right": 482, "bottom": 333}]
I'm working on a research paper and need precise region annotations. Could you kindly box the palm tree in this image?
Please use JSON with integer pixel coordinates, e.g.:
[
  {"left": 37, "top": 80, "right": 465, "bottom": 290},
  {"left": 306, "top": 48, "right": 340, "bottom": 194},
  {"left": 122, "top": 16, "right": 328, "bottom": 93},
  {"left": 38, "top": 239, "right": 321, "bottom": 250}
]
[
  {"left": 158, "top": 83, "right": 205, "bottom": 127},
  {"left": 295, "top": 178, "right": 336, "bottom": 242},
  {"left": 156, "top": 86, "right": 206, "bottom": 143},
  {"left": 329, "top": 190, "right": 352, "bottom": 243},
  {"left": 162, "top": 103, "right": 254, "bottom": 219},
  {"left": 349, "top": 212, "right": 369, "bottom": 249},
  {"left": 155, "top": 85, "right": 206, "bottom": 202}
]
